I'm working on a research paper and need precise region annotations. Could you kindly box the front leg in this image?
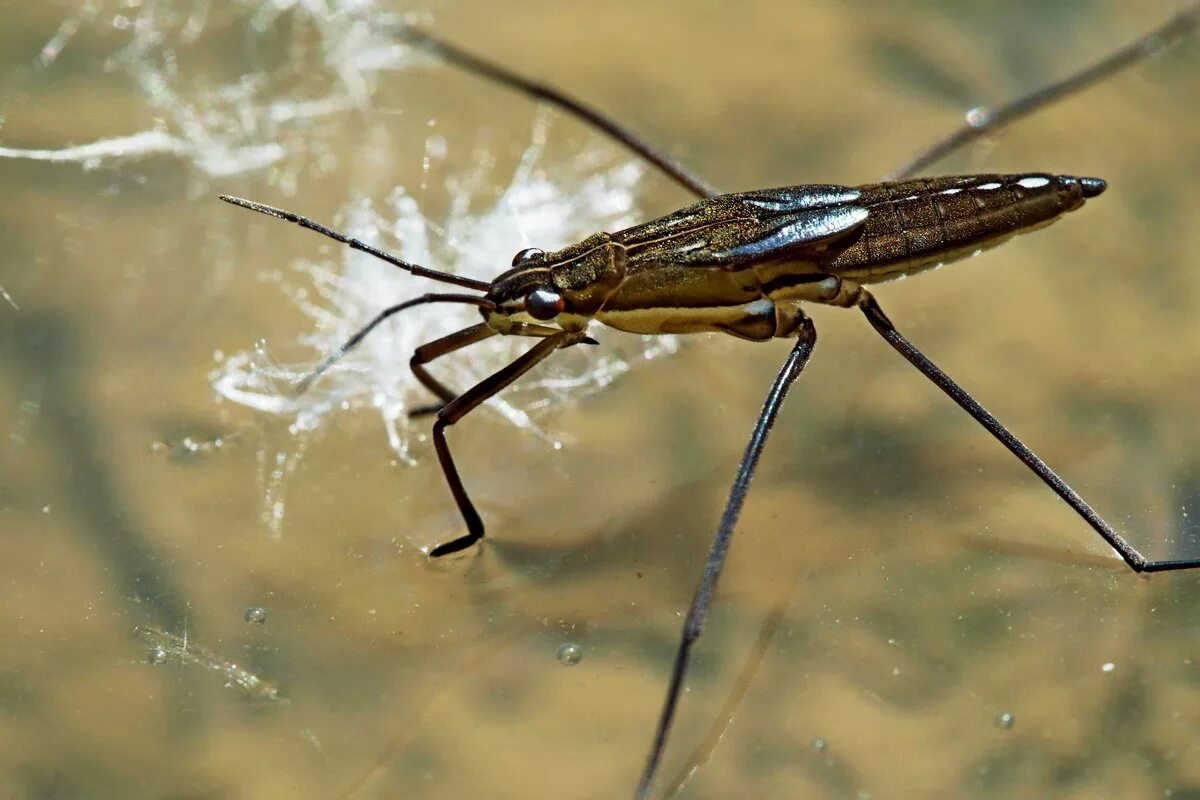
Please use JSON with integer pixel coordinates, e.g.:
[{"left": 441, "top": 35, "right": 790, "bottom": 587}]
[
  {"left": 407, "top": 323, "right": 497, "bottom": 417},
  {"left": 428, "top": 330, "right": 582, "bottom": 556},
  {"left": 407, "top": 321, "right": 570, "bottom": 418}
]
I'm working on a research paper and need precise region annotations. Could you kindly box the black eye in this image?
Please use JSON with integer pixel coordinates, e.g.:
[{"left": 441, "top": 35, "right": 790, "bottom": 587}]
[
  {"left": 511, "top": 247, "right": 545, "bottom": 267},
  {"left": 525, "top": 289, "right": 565, "bottom": 321}
]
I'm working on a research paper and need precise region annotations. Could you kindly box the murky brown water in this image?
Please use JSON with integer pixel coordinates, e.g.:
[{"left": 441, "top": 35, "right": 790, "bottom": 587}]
[{"left": 2, "top": 2, "right": 1200, "bottom": 798}]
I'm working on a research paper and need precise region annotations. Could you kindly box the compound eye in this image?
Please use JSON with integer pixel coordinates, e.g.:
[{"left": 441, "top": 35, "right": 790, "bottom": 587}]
[
  {"left": 525, "top": 288, "right": 565, "bottom": 321},
  {"left": 511, "top": 247, "right": 545, "bottom": 267}
]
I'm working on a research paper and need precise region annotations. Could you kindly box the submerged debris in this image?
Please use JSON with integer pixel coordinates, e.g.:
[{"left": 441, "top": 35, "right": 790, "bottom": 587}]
[{"left": 135, "top": 625, "right": 284, "bottom": 703}]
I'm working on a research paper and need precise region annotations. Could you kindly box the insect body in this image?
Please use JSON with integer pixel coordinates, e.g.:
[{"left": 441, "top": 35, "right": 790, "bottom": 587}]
[
  {"left": 220, "top": 8, "right": 1200, "bottom": 799},
  {"left": 494, "top": 173, "right": 1103, "bottom": 341}
]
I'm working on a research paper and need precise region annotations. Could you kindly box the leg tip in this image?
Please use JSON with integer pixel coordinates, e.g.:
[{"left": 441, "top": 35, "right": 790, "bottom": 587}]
[{"left": 429, "top": 534, "right": 482, "bottom": 558}]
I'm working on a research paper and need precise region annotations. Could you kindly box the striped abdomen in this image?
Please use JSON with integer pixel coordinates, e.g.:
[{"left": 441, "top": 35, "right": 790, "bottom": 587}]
[{"left": 824, "top": 173, "right": 1106, "bottom": 283}]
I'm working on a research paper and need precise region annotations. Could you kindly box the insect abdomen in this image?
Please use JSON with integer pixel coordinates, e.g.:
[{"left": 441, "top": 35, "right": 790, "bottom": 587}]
[{"left": 825, "top": 173, "right": 1105, "bottom": 283}]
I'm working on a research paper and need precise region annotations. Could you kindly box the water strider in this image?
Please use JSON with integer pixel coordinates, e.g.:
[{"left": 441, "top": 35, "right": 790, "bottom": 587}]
[{"left": 221, "top": 5, "right": 1200, "bottom": 797}]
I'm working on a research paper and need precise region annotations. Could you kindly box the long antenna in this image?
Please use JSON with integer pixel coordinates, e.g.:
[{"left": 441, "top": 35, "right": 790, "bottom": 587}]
[{"left": 219, "top": 195, "right": 492, "bottom": 292}]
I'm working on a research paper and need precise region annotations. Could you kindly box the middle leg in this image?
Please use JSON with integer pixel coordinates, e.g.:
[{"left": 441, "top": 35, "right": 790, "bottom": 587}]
[{"left": 636, "top": 314, "right": 819, "bottom": 799}]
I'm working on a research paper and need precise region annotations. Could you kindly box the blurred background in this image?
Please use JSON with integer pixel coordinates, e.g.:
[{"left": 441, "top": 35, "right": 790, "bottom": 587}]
[{"left": 1, "top": 1, "right": 1199, "bottom": 798}]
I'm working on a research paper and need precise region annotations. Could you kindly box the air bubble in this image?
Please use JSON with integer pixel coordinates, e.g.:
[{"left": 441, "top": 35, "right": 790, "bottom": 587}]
[
  {"left": 556, "top": 643, "right": 582, "bottom": 666},
  {"left": 965, "top": 106, "right": 994, "bottom": 128},
  {"left": 244, "top": 606, "right": 267, "bottom": 625},
  {"left": 995, "top": 712, "right": 1015, "bottom": 730}
]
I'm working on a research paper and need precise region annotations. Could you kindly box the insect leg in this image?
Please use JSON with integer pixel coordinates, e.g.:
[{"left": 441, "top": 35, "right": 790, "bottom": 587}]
[
  {"left": 428, "top": 331, "right": 578, "bottom": 557},
  {"left": 636, "top": 315, "right": 819, "bottom": 800},
  {"left": 403, "top": 9, "right": 1200, "bottom": 197},
  {"left": 400, "top": 27, "right": 716, "bottom": 200},
  {"left": 887, "top": 3, "right": 1200, "bottom": 180},
  {"left": 295, "top": 293, "right": 494, "bottom": 395},
  {"left": 407, "top": 323, "right": 498, "bottom": 418},
  {"left": 857, "top": 291, "right": 1200, "bottom": 573},
  {"left": 408, "top": 322, "right": 586, "bottom": 418}
]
